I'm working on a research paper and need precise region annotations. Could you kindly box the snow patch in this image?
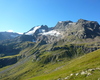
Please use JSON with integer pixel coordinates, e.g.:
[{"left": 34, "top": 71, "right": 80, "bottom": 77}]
[
  {"left": 17, "top": 32, "right": 23, "bottom": 34},
  {"left": 59, "top": 21, "right": 62, "bottom": 23},
  {"left": 39, "top": 29, "right": 46, "bottom": 33},
  {"left": 41, "top": 30, "right": 60, "bottom": 36},
  {"left": 25, "top": 26, "right": 41, "bottom": 35},
  {"left": 68, "top": 23, "right": 73, "bottom": 25},
  {"left": 7, "top": 30, "right": 14, "bottom": 32}
]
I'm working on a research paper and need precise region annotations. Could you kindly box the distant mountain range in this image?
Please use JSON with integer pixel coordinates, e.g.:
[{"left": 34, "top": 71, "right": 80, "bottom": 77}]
[{"left": 0, "top": 32, "right": 21, "bottom": 41}]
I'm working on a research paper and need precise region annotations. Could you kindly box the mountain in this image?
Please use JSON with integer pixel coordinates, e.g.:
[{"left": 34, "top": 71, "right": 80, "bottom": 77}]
[
  {"left": 54, "top": 20, "right": 73, "bottom": 30},
  {"left": 54, "top": 19, "right": 100, "bottom": 39},
  {"left": 25, "top": 25, "right": 49, "bottom": 35},
  {"left": 22, "top": 19, "right": 100, "bottom": 44},
  {"left": 0, "top": 19, "right": 100, "bottom": 80},
  {"left": 0, "top": 32, "right": 22, "bottom": 41}
]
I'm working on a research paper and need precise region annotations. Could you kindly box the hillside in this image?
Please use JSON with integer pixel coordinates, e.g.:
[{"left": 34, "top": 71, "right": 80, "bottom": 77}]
[
  {"left": 0, "top": 45, "right": 100, "bottom": 80},
  {"left": 29, "top": 49, "right": 100, "bottom": 80}
]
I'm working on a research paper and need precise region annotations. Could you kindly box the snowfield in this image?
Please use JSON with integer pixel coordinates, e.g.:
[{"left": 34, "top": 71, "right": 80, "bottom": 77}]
[
  {"left": 25, "top": 26, "right": 41, "bottom": 35},
  {"left": 25, "top": 26, "right": 61, "bottom": 36},
  {"left": 41, "top": 30, "right": 60, "bottom": 36}
]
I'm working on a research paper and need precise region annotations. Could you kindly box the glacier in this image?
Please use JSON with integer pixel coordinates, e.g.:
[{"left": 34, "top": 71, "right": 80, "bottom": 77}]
[{"left": 25, "top": 26, "right": 41, "bottom": 35}]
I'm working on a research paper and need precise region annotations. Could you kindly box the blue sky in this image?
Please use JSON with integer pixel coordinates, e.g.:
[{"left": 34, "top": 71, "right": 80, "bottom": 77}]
[{"left": 0, "top": 0, "right": 100, "bottom": 33}]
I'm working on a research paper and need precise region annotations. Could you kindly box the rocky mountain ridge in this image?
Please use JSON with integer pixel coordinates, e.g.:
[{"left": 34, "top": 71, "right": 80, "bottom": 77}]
[
  {"left": 21, "top": 19, "right": 100, "bottom": 44},
  {"left": 1, "top": 19, "right": 99, "bottom": 44}
]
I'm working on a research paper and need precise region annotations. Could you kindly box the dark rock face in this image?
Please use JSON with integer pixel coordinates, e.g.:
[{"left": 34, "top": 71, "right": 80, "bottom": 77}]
[
  {"left": 55, "top": 19, "right": 100, "bottom": 39},
  {"left": 54, "top": 21, "right": 73, "bottom": 30},
  {"left": 76, "top": 19, "right": 100, "bottom": 38},
  {"left": 17, "top": 35, "right": 34, "bottom": 42},
  {"left": 77, "top": 19, "right": 88, "bottom": 23},
  {"left": 0, "top": 57, "right": 18, "bottom": 68},
  {"left": 37, "top": 35, "right": 61, "bottom": 44}
]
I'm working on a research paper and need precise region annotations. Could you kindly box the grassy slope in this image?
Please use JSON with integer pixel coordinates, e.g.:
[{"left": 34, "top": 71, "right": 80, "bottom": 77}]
[
  {"left": 0, "top": 43, "right": 100, "bottom": 80},
  {"left": 29, "top": 49, "right": 100, "bottom": 80}
]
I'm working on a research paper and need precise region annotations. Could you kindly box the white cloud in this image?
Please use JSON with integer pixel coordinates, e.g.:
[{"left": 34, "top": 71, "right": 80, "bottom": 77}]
[
  {"left": 7, "top": 30, "right": 14, "bottom": 32},
  {"left": 6, "top": 30, "right": 23, "bottom": 34},
  {"left": 17, "top": 32, "right": 23, "bottom": 34}
]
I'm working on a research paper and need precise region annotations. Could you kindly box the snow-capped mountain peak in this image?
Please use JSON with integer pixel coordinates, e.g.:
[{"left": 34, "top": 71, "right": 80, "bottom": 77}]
[
  {"left": 25, "top": 25, "right": 49, "bottom": 35},
  {"left": 25, "top": 26, "right": 41, "bottom": 35}
]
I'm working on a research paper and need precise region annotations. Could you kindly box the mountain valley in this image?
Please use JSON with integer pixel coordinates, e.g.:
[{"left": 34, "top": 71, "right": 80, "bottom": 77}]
[{"left": 0, "top": 19, "right": 100, "bottom": 80}]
